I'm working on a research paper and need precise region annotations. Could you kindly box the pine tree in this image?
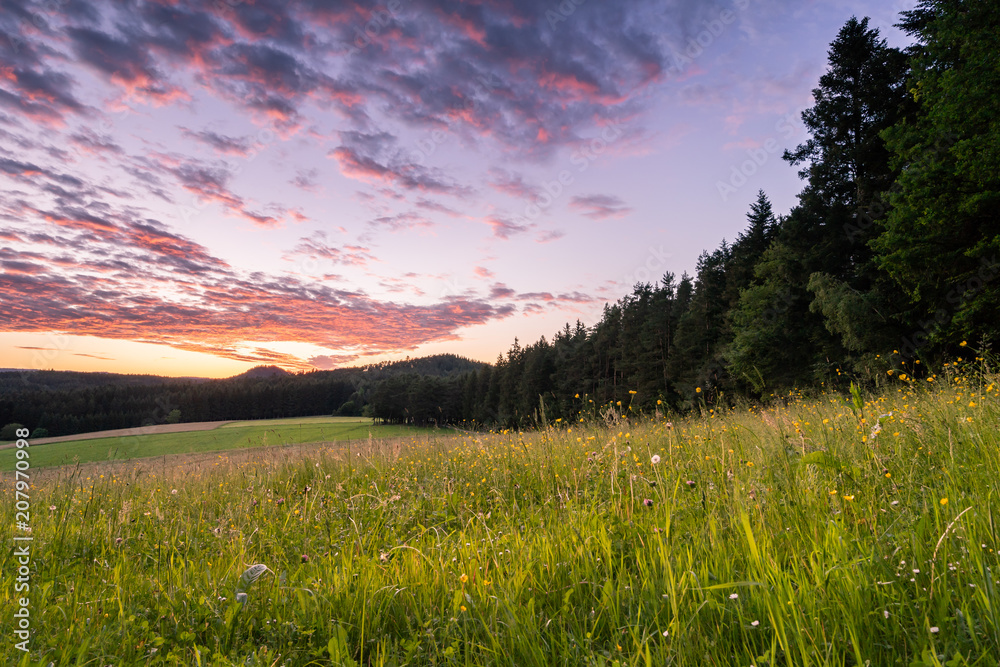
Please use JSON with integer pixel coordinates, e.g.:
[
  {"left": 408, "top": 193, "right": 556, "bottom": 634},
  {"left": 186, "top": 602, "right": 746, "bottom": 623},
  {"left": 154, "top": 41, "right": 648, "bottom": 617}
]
[{"left": 874, "top": 0, "right": 1000, "bottom": 351}]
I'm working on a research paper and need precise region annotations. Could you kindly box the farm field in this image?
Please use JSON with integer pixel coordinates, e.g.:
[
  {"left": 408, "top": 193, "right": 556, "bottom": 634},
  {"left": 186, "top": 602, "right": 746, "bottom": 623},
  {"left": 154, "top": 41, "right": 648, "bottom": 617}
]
[
  {"left": 2, "top": 370, "right": 1000, "bottom": 666},
  {"left": 0, "top": 417, "right": 432, "bottom": 469}
]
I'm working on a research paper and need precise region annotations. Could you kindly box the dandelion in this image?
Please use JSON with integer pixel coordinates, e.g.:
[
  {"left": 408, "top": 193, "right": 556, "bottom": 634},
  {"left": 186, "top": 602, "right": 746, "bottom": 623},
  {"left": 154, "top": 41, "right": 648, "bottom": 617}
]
[
  {"left": 460, "top": 574, "right": 469, "bottom": 583},
  {"left": 843, "top": 495, "right": 855, "bottom": 501},
  {"left": 650, "top": 454, "right": 661, "bottom": 465},
  {"left": 696, "top": 387, "right": 702, "bottom": 393},
  {"left": 940, "top": 498, "right": 948, "bottom": 506}
]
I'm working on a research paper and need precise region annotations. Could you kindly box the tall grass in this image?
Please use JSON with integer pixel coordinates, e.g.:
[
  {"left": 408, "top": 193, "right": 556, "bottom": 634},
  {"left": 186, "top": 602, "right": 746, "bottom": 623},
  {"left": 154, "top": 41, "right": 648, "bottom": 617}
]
[{"left": 2, "top": 368, "right": 999, "bottom": 666}]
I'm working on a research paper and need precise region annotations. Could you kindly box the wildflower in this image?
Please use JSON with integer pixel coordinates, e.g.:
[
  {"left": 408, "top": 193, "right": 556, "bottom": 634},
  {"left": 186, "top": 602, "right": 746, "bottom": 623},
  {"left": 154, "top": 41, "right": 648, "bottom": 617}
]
[
  {"left": 643, "top": 498, "right": 654, "bottom": 507},
  {"left": 695, "top": 387, "right": 702, "bottom": 393},
  {"left": 751, "top": 620, "right": 759, "bottom": 627},
  {"left": 662, "top": 630, "right": 669, "bottom": 637},
  {"left": 930, "top": 626, "right": 939, "bottom": 633},
  {"left": 843, "top": 495, "right": 855, "bottom": 501},
  {"left": 460, "top": 605, "right": 467, "bottom": 612},
  {"left": 960, "top": 341, "right": 967, "bottom": 347},
  {"left": 49, "top": 505, "right": 56, "bottom": 511},
  {"left": 115, "top": 537, "right": 124, "bottom": 546},
  {"left": 171, "top": 489, "right": 178, "bottom": 495},
  {"left": 940, "top": 498, "right": 948, "bottom": 506},
  {"left": 729, "top": 593, "right": 738, "bottom": 600},
  {"left": 686, "top": 480, "right": 696, "bottom": 488},
  {"left": 650, "top": 454, "right": 661, "bottom": 465},
  {"left": 460, "top": 574, "right": 469, "bottom": 583}
]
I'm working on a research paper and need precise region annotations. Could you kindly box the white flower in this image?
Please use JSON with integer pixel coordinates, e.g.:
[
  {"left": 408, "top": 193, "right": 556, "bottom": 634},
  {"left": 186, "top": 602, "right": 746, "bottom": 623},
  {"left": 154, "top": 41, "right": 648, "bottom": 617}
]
[
  {"left": 662, "top": 630, "right": 669, "bottom": 637},
  {"left": 729, "top": 593, "right": 738, "bottom": 599},
  {"left": 171, "top": 489, "right": 178, "bottom": 495},
  {"left": 884, "top": 610, "right": 890, "bottom": 619},
  {"left": 751, "top": 620, "right": 759, "bottom": 627},
  {"left": 651, "top": 454, "right": 661, "bottom": 465},
  {"left": 930, "top": 626, "right": 939, "bottom": 633}
]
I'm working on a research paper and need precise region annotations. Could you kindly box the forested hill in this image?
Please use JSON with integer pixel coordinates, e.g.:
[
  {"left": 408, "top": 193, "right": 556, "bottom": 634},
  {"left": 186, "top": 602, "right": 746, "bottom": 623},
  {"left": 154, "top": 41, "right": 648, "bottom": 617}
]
[{"left": 0, "top": 354, "right": 483, "bottom": 438}]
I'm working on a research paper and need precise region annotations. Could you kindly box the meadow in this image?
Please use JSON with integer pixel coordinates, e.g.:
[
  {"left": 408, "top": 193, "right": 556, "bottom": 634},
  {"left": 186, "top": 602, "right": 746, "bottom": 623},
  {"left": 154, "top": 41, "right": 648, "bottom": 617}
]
[
  {"left": 0, "top": 417, "right": 429, "bottom": 469},
  {"left": 2, "top": 366, "right": 999, "bottom": 666}
]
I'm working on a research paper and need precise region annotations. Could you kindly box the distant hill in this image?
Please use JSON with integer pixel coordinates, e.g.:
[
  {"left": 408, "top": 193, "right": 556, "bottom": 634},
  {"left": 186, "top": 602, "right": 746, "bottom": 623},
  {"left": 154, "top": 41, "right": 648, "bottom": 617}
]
[
  {"left": 229, "top": 365, "right": 291, "bottom": 380},
  {"left": 0, "top": 369, "right": 204, "bottom": 394}
]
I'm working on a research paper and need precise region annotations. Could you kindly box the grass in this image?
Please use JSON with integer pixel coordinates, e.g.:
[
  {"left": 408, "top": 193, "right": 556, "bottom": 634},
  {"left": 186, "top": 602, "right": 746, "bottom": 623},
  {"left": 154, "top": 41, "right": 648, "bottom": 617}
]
[
  {"left": 2, "top": 366, "right": 999, "bottom": 666},
  {"left": 0, "top": 418, "right": 431, "bottom": 469}
]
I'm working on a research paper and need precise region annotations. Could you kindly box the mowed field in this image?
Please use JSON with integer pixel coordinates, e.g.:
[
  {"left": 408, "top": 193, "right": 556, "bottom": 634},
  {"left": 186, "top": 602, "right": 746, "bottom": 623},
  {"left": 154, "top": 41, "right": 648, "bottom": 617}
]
[
  {"left": 0, "top": 416, "right": 433, "bottom": 469},
  {"left": 2, "top": 369, "right": 1000, "bottom": 665}
]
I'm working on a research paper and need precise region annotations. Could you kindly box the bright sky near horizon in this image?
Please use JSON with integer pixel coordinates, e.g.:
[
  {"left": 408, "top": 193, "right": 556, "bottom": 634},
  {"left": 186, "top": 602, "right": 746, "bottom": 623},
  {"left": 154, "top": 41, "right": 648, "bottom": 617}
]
[{"left": 0, "top": 0, "right": 915, "bottom": 378}]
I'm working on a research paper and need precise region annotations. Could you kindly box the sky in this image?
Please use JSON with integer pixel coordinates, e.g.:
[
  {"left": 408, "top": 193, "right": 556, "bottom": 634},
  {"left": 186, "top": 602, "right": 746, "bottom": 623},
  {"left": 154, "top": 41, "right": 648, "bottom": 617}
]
[{"left": 0, "top": 0, "right": 916, "bottom": 378}]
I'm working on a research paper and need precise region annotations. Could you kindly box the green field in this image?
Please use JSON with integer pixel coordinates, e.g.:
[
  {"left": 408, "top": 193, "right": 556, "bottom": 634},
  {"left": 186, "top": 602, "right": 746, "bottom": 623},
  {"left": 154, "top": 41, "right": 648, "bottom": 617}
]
[
  {"left": 3, "top": 371, "right": 1000, "bottom": 665},
  {"left": 0, "top": 417, "right": 432, "bottom": 469}
]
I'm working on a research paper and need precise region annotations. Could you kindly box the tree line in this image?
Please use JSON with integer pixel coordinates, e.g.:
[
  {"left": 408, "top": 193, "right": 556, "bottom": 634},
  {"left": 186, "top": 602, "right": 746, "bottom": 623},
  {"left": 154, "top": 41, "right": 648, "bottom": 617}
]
[
  {"left": 369, "top": 2, "right": 999, "bottom": 427},
  {"left": 0, "top": 355, "right": 482, "bottom": 438}
]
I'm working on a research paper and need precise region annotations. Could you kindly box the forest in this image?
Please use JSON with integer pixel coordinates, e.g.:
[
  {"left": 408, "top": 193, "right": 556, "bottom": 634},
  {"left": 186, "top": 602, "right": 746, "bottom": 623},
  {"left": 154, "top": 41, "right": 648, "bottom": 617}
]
[
  {"left": 2, "top": 2, "right": 997, "bottom": 436},
  {"left": 378, "top": 5, "right": 1000, "bottom": 427},
  {"left": 0, "top": 355, "right": 481, "bottom": 438}
]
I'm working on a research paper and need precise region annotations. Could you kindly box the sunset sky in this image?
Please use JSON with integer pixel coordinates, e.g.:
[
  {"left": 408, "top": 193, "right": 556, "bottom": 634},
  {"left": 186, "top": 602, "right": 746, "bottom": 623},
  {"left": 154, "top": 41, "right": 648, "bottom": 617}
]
[{"left": 0, "top": 0, "right": 914, "bottom": 378}]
